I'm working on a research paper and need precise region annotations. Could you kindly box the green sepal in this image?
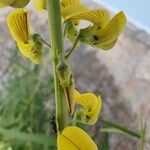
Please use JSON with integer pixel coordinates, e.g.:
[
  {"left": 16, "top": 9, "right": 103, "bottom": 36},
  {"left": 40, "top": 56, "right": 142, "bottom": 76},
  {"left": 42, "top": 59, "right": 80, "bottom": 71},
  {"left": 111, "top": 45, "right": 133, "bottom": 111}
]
[
  {"left": 29, "top": 33, "right": 43, "bottom": 64},
  {"left": 64, "top": 20, "right": 79, "bottom": 45},
  {"left": 74, "top": 108, "right": 89, "bottom": 124},
  {"left": 57, "top": 62, "right": 72, "bottom": 87},
  {"left": 57, "top": 62, "right": 76, "bottom": 115}
]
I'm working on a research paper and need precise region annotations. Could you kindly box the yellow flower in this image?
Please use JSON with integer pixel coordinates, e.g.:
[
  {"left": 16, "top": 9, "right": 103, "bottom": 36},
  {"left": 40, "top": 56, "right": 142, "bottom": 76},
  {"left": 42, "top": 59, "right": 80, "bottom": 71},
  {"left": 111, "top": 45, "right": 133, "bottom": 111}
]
[
  {"left": 34, "top": 0, "right": 46, "bottom": 11},
  {"left": 75, "top": 91, "right": 102, "bottom": 125},
  {"left": 68, "top": 9, "right": 127, "bottom": 50},
  {"left": 61, "top": 0, "right": 88, "bottom": 45},
  {"left": 7, "top": 9, "right": 42, "bottom": 64},
  {"left": 0, "top": 0, "right": 30, "bottom": 8},
  {"left": 57, "top": 126, "right": 98, "bottom": 150}
]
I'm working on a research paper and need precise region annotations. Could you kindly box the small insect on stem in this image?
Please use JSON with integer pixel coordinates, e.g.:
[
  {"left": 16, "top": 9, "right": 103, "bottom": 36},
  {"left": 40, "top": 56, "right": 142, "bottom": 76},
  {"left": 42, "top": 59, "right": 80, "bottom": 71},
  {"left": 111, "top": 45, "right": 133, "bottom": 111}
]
[{"left": 50, "top": 116, "right": 57, "bottom": 135}]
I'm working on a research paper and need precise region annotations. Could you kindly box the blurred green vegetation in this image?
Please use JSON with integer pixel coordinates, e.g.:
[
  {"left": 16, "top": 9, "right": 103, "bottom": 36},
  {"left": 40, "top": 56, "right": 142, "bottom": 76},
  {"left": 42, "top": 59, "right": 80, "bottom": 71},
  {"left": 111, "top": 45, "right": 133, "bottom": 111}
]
[
  {"left": 0, "top": 48, "right": 56, "bottom": 150},
  {"left": 0, "top": 47, "right": 146, "bottom": 150}
]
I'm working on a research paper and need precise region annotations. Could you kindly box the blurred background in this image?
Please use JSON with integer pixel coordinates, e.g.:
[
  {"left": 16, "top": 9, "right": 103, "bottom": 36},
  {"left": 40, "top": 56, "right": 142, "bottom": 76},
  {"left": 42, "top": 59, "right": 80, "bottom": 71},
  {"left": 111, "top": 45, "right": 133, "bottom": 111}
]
[{"left": 0, "top": 0, "right": 150, "bottom": 149}]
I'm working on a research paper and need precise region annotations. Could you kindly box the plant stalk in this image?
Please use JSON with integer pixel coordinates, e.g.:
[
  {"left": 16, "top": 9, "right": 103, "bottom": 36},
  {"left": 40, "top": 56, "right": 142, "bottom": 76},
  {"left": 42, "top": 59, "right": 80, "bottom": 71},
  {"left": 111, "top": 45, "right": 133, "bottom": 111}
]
[
  {"left": 46, "top": 0, "right": 68, "bottom": 133},
  {"left": 100, "top": 119, "right": 141, "bottom": 138}
]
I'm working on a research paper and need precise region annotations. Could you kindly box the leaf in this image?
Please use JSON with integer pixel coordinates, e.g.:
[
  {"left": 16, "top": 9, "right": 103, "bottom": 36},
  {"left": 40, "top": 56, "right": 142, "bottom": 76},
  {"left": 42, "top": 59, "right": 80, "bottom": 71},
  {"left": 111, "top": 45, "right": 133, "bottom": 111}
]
[
  {"left": 139, "top": 121, "right": 147, "bottom": 150},
  {"left": 100, "top": 119, "right": 141, "bottom": 138},
  {"left": 101, "top": 133, "right": 109, "bottom": 150},
  {"left": 101, "top": 128, "right": 127, "bottom": 135},
  {"left": 0, "top": 127, "right": 56, "bottom": 147}
]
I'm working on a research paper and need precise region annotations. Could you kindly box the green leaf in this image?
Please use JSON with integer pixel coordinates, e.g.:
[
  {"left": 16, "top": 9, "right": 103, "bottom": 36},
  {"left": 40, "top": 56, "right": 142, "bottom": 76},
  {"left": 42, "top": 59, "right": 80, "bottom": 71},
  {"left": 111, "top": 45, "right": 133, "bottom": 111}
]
[
  {"left": 0, "top": 128, "right": 56, "bottom": 147},
  {"left": 101, "top": 128, "right": 128, "bottom": 135},
  {"left": 139, "top": 121, "right": 147, "bottom": 150},
  {"left": 101, "top": 133, "right": 109, "bottom": 150},
  {"left": 100, "top": 119, "right": 141, "bottom": 139}
]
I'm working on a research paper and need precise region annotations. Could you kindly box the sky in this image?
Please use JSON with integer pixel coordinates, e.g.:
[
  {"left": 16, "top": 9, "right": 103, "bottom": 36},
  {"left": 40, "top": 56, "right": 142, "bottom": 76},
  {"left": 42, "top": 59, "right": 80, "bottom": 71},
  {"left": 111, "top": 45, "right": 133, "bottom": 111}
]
[{"left": 94, "top": 0, "right": 150, "bottom": 33}]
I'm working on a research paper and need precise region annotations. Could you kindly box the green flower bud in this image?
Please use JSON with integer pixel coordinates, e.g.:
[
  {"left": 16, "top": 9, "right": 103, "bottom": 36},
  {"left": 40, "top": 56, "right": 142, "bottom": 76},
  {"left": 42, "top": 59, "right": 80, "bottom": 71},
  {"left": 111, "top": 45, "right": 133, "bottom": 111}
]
[
  {"left": 57, "top": 62, "right": 72, "bottom": 87},
  {"left": 57, "top": 62, "right": 75, "bottom": 115}
]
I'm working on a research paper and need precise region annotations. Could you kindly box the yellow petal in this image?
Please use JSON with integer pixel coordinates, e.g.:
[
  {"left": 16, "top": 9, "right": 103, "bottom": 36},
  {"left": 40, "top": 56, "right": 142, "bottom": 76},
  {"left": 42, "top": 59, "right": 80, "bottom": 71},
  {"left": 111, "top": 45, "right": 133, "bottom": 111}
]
[
  {"left": 96, "top": 39, "right": 118, "bottom": 50},
  {"left": 57, "top": 126, "right": 98, "bottom": 150},
  {"left": 17, "top": 41, "right": 42, "bottom": 64},
  {"left": 17, "top": 42, "right": 32, "bottom": 58},
  {"left": 7, "top": 9, "right": 30, "bottom": 43},
  {"left": 75, "top": 93, "right": 98, "bottom": 110},
  {"left": 95, "top": 11, "right": 127, "bottom": 48},
  {"left": 34, "top": 0, "right": 46, "bottom": 11},
  {"left": 9, "top": 0, "right": 30, "bottom": 8},
  {"left": 58, "top": 134, "right": 78, "bottom": 150},
  {"left": 0, "top": 0, "right": 15, "bottom": 8},
  {"left": 61, "top": 0, "right": 80, "bottom": 8},
  {"left": 86, "top": 96, "right": 102, "bottom": 125},
  {"left": 70, "top": 9, "right": 110, "bottom": 27},
  {"left": 62, "top": 4, "right": 89, "bottom": 20},
  {"left": 74, "top": 90, "right": 81, "bottom": 98}
]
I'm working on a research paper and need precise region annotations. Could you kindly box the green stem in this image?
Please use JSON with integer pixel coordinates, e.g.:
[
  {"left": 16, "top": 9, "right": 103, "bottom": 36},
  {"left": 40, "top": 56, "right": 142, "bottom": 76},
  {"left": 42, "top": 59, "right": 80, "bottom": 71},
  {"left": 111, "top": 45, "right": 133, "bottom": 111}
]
[
  {"left": 41, "top": 38, "right": 51, "bottom": 49},
  {"left": 46, "top": 0, "right": 68, "bottom": 132},
  {"left": 100, "top": 119, "right": 141, "bottom": 139},
  {"left": 65, "top": 35, "right": 80, "bottom": 59},
  {"left": 139, "top": 121, "right": 146, "bottom": 150}
]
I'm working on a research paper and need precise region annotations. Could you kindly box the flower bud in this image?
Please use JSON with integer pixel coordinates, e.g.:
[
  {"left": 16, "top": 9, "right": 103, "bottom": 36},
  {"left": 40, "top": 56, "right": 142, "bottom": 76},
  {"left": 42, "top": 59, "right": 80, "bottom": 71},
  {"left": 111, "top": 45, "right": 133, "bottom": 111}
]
[
  {"left": 75, "top": 91, "right": 102, "bottom": 125},
  {"left": 57, "top": 63, "right": 75, "bottom": 115},
  {"left": 57, "top": 62, "right": 71, "bottom": 87}
]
